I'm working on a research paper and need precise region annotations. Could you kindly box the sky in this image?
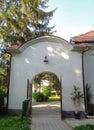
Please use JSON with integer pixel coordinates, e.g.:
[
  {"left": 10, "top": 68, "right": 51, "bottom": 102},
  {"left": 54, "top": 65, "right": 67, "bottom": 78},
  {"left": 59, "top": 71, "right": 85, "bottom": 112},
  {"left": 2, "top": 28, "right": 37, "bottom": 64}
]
[{"left": 47, "top": 0, "right": 94, "bottom": 41}]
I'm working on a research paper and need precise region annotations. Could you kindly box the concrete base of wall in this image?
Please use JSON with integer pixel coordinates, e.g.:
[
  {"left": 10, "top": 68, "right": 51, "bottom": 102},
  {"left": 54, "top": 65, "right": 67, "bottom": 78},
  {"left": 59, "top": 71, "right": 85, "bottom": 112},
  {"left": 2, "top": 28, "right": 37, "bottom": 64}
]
[
  {"left": 61, "top": 111, "right": 85, "bottom": 119},
  {"left": 8, "top": 109, "right": 22, "bottom": 116},
  {"left": 8, "top": 109, "right": 85, "bottom": 120}
]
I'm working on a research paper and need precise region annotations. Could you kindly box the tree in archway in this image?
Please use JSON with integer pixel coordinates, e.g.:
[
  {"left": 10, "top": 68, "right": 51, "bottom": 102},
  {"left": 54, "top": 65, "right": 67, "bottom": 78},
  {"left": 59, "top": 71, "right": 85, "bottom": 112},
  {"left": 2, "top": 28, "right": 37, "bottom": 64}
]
[
  {"left": 51, "top": 74, "right": 60, "bottom": 96},
  {"left": 0, "top": 0, "right": 56, "bottom": 47},
  {"left": 33, "top": 72, "right": 60, "bottom": 96},
  {"left": 40, "top": 72, "right": 60, "bottom": 95},
  {"left": 33, "top": 74, "right": 43, "bottom": 93},
  {"left": 42, "top": 86, "right": 51, "bottom": 97}
]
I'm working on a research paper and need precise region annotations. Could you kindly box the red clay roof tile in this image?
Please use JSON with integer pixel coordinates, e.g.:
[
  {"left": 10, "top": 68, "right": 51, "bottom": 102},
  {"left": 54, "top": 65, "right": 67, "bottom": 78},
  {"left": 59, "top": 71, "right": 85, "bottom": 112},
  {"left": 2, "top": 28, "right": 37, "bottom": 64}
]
[
  {"left": 73, "top": 43, "right": 89, "bottom": 47},
  {"left": 71, "top": 30, "right": 94, "bottom": 42}
]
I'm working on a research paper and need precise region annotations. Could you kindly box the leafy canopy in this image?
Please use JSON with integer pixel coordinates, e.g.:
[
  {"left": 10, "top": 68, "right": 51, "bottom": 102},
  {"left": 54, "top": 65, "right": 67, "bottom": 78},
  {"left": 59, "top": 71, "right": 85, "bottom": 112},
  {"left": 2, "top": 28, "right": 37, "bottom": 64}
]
[{"left": 0, "top": 0, "right": 56, "bottom": 46}]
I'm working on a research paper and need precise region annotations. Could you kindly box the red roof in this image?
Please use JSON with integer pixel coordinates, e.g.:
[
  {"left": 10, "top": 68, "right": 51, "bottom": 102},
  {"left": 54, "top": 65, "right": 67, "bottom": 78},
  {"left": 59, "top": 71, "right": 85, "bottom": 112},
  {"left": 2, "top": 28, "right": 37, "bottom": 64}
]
[
  {"left": 70, "top": 30, "right": 94, "bottom": 48},
  {"left": 73, "top": 43, "right": 89, "bottom": 47},
  {"left": 71, "top": 30, "right": 94, "bottom": 42}
]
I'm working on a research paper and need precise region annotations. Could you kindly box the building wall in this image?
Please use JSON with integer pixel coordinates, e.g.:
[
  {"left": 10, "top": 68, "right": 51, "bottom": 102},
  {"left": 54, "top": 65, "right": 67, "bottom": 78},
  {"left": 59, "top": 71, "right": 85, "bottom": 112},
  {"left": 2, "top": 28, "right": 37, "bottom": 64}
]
[{"left": 8, "top": 37, "right": 84, "bottom": 113}]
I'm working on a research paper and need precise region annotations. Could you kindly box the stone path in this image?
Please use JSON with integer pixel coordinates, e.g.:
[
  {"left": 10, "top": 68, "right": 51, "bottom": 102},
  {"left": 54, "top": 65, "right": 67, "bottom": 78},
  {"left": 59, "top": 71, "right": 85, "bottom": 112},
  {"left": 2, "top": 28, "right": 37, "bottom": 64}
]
[{"left": 31, "top": 101, "right": 72, "bottom": 130}]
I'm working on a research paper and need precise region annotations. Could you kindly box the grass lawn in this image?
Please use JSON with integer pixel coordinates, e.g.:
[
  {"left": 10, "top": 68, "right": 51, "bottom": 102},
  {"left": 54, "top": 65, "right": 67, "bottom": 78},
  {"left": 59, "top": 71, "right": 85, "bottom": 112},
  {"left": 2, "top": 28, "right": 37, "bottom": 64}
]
[
  {"left": 48, "top": 96, "right": 60, "bottom": 101},
  {"left": 73, "top": 124, "right": 94, "bottom": 130},
  {"left": 0, "top": 116, "right": 31, "bottom": 130}
]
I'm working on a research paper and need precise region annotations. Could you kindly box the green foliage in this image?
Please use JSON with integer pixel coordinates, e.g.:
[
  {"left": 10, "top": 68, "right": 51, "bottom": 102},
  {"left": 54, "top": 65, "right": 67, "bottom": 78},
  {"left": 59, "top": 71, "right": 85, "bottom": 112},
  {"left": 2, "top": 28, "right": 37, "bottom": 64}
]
[
  {"left": 33, "top": 74, "right": 42, "bottom": 92},
  {"left": 0, "top": 116, "right": 31, "bottom": 130},
  {"left": 86, "top": 83, "right": 92, "bottom": 106},
  {"left": 37, "top": 93, "right": 48, "bottom": 102},
  {"left": 42, "top": 86, "right": 51, "bottom": 97},
  {"left": 0, "top": 51, "right": 10, "bottom": 108},
  {"left": 86, "top": 83, "right": 93, "bottom": 114},
  {"left": 32, "top": 92, "right": 39, "bottom": 101},
  {"left": 48, "top": 96, "right": 60, "bottom": 102},
  {"left": 34, "top": 75, "right": 42, "bottom": 85},
  {"left": 71, "top": 86, "right": 83, "bottom": 106},
  {"left": 33, "top": 92, "right": 48, "bottom": 102},
  {"left": 0, "top": 52, "right": 10, "bottom": 88},
  {"left": 0, "top": 0, "right": 55, "bottom": 46},
  {"left": 33, "top": 72, "right": 60, "bottom": 96},
  {"left": 0, "top": 88, "right": 6, "bottom": 108},
  {"left": 36, "top": 93, "right": 44, "bottom": 102},
  {"left": 74, "top": 124, "right": 94, "bottom": 130},
  {"left": 50, "top": 75, "right": 60, "bottom": 95}
]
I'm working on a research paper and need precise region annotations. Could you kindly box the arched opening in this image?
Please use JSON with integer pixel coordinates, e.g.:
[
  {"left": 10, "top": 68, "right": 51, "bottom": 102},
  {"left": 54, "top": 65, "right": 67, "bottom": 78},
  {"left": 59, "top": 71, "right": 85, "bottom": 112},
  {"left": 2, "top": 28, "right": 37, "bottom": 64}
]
[{"left": 30, "top": 72, "right": 62, "bottom": 119}]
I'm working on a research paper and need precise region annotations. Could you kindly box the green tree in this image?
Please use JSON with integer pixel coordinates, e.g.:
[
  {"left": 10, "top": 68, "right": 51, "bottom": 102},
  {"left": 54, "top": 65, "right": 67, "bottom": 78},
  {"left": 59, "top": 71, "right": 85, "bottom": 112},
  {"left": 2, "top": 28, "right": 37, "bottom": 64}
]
[
  {"left": 0, "top": 51, "right": 10, "bottom": 88},
  {"left": 0, "top": 0, "right": 55, "bottom": 46},
  {"left": 0, "top": 87, "right": 6, "bottom": 108},
  {"left": 42, "top": 73, "right": 60, "bottom": 95},
  {"left": 33, "top": 74, "right": 43, "bottom": 93},
  {"left": 50, "top": 74, "right": 60, "bottom": 95},
  {"left": 42, "top": 86, "right": 51, "bottom": 97},
  {"left": 33, "top": 72, "right": 60, "bottom": 95}
]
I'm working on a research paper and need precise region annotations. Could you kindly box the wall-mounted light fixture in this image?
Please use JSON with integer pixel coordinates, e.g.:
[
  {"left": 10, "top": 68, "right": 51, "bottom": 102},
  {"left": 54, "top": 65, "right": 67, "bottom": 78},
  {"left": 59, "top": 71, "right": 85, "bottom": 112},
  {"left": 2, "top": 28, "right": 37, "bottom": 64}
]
[{"left": 44, "top": 56, "right": 49, "bottom": 63}]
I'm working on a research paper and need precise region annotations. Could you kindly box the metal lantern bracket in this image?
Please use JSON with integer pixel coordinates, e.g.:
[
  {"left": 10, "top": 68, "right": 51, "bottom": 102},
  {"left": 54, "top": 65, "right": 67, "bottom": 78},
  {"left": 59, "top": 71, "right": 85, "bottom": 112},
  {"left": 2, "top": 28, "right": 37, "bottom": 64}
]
[{"left": 44, "top": 56, "right": 49, "bottom": 63}]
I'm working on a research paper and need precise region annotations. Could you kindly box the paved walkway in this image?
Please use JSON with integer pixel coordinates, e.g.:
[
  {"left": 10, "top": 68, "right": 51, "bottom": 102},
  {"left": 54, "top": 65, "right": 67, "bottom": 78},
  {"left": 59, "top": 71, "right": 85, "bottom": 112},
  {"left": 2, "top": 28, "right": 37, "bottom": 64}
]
[{"left": 31, "top": 101, "right": 72, "bottom": 130}]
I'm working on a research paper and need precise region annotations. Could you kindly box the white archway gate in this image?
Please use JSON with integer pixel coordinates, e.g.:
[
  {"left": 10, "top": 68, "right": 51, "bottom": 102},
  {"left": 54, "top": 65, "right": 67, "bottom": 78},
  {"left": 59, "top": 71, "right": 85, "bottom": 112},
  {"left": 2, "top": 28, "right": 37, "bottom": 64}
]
[{"left": 8, "top": 36, "right": 84, "bottom": 118}]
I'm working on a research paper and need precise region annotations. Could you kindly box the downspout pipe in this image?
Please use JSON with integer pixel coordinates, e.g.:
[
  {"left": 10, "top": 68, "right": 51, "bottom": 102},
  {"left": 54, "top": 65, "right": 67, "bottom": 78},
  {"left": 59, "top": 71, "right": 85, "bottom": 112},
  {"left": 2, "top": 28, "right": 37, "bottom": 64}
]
[{"left": 82, "top": 47, "right": 91, "bottom": 114}]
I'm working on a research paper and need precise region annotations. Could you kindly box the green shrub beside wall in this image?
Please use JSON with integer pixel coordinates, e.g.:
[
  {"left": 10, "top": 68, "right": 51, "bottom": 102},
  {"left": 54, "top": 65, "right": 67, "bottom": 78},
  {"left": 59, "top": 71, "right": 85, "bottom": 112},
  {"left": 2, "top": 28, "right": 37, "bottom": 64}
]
[{"left": 0, "top": 88, "right": 6, "bottom": 108}]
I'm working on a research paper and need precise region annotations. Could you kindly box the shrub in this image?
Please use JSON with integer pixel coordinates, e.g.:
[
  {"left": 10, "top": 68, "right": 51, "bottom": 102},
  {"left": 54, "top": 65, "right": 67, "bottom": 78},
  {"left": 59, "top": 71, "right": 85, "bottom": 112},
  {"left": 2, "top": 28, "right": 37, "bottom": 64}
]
[
  {"left": 43, "top": 95, "right": 48, "bottom": 101},
  {"left": 42, "top": 86, "right": 51, "bottom": 97},
  {"left": 37, "top": 93, "right": 44, "bottom": 102},
  {"left": 86, "top": 83, "right": 92, "bottom": 104},
  {"left": 0, "top": 88, "right": 6, "bottom": 108},
  {"left": 32, "top": 92, "right": 48, "bottom": 102},
  {"left": 71, "top": 86, "right": 83, "bottom": 106},
  {"left": 32, "top": 92, "right": 38, "bottom": 101}
]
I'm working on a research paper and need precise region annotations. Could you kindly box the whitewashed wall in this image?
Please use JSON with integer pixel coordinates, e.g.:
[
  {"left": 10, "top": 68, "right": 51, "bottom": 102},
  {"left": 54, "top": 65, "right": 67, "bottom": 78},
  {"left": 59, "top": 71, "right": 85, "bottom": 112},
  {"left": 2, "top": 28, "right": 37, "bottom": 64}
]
[
  {"left": 8, "top": 36, "right": 84, "bottom": 111},
  {"left": 84, "top": 53, "right": 94, "bottom": 103}
]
